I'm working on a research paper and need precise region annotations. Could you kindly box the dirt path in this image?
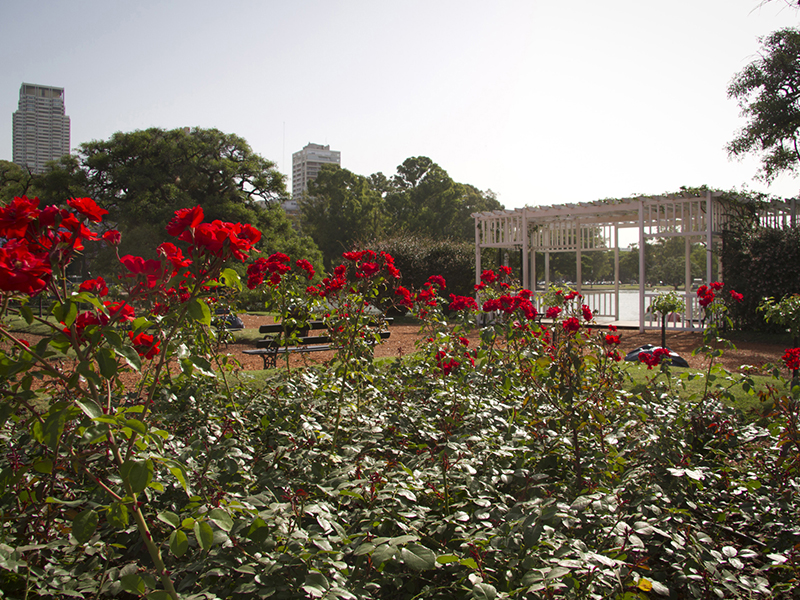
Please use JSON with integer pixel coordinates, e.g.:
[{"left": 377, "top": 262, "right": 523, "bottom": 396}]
[
  {"left": 227, "top": 315, "right": 788, "bottom": 373},
  {"left": 5, "top": 314, "right": 788, "bottom": 379}
]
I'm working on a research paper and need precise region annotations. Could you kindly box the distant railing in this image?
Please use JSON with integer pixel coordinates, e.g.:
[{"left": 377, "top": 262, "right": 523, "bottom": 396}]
[{"left": 580, "top": 290, "right": 617, "bottom": 319}]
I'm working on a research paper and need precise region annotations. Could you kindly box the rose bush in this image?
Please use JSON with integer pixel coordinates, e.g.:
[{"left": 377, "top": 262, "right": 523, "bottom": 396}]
[{"left": 0, "top": 199, "right": 799, "bottom": 598}]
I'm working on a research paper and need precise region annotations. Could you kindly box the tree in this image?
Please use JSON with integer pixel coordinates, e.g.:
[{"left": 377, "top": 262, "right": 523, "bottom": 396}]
[
  {"left": 301, "top": 165, "right": 385, "bottom": 268},
  {"left": 384, "top": 157, "right": 463, "bottom": 239},
  {"left": 34, "top": 127, "right": 322, "bottom": 270},
  {"left": 727, "top": 28, "right": 800, "bottom": 182},
  {"left": 0, "top": 160, "right": 37, "bottom": 203}
]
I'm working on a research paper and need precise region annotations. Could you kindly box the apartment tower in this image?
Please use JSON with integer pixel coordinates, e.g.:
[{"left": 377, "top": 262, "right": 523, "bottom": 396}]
[
  {"left": 13, "top": 83, "right": 71, "bottom": 174},
  {"left": 291, "top": 143, "right": 341, "bottom": 199}
]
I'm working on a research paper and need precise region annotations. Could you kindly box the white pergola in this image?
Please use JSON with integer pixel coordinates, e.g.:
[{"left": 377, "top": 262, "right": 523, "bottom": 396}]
[{"left": 473, "top": 191, "right": 797, "bottom": 331}]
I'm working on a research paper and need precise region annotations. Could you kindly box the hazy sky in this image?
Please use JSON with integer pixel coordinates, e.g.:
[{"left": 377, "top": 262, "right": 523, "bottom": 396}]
[{"left": 3, "top": 0, "right": 800, "bottom": 209}]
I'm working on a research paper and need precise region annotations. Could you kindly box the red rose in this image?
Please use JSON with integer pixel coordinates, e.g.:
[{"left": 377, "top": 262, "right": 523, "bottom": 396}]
[
  {"left": 0, "top": 196, "right": 40, "bottom": 238},
  {"left": 562, "top": 317, "right": 581, "bottom": 333},
  {"left": 67, "top": 197, "right": 107, "bottom": 222},
  {"left": 357, "top": 262, "right": 380, "bottom": 278},
  {"left": 79, "top": 277, "right": 109, "bottom": 297},
  {"left": 342, "top": 251, "right": 363, "bottom": 262},
  {"left": 296, "top": 259, "right": 315, "bottom": 280},
  {"left": 158, "top": 242, "right": 191, "bottom": 270},
  {"left": 427, "top": 275, "right": 446, "bottom": 289},
  {"left": 782, "top": 348, "right": 800, "bottom": 371},
  {"left": 0, "top": 240, "right": 51, "bottom": 295},
  {"left": 545, "top": 306, "right": 561, "bottom": 319},
  {"left": 480, "top": 270, "right": 497, "bottom": 283},
  {"left": 482, "top": 298, "right": 501, "bottom": 312},
  {"left": 166, "top": 206, "right": 204, "bottom": 237},
  {"left": 129, "top": 331, "right": 160, "bottom": 359},
  {"left": 449, "top": 294, "right": 478, "bottom": 312},
  {"left": 102, "top": 229, "right": 122, "bottom": 246},
  {"left": 581, "top": 304, "right": 593, "bottom": 322}
]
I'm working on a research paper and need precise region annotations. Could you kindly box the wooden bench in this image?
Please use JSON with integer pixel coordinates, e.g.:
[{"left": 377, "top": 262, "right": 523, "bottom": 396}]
[{"left": 243, "top": 318, "right": 391, "bottom": 369}]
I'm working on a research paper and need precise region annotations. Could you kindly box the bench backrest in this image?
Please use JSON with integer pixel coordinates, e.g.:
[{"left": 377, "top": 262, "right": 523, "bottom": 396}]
[{"left": 258, "top": 317, "right": 392, "bottom": 335}]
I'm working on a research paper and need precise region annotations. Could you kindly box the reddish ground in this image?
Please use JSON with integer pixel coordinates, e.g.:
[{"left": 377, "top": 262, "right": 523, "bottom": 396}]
[
  {"left": 5, "top": 314, "right": 788, "bottom": 379},
  {"left": 226, "top": 314, "right": 787, "bottom": 374}
]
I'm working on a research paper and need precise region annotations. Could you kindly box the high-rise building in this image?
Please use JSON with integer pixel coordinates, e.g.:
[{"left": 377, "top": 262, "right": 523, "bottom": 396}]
[
  {"left": 13, "top": 83, "right": 71, "bottom": 174},
  {"left": 291, "top": 143, "right": 341, "bottom": 199}
]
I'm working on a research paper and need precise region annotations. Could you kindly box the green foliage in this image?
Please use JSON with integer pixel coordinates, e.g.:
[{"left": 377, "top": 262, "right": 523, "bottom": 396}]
[
  {"left": 3, "top": 210, "right": 800, "bottom": 598},
  {"left": 302, "top": 165, "right": 385, "bottom": 268},
  {"left": 722, "top": 225, "right": 800, "bottom": 329},
  {"left": 728, "top": 27, "right": 800, "bottom": 182},
  {"left": 370, "top": 234, "right": 476, "bottom": 299},
  {"left": 650, "top": 290, "right": 685, "bottom": 317},
  {"left": 32, "top": 127, "right": 322, "bottom": 272},
  {"left": 0, "top": 160, "right": 36, "bottom": 203},
  {"left": 299, "top": 157, "right": 501, "bottom": 267},
  {"left": 760, "top": 293, "right": 800, "bottom": 342}
]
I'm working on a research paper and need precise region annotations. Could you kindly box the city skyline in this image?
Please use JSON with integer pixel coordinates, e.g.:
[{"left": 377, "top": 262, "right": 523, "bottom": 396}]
[{"left": 2, "top": 1, "right": 800, "bottom": 208}]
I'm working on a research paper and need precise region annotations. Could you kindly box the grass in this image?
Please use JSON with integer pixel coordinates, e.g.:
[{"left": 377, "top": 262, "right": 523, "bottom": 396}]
[{"left": 621, "top": 360, "right": 780, "bottom": 417}]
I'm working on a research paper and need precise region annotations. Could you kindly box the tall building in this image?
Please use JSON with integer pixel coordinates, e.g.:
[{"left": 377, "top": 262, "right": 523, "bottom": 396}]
[
  {"left": 12, "top": 83, "right": 71, "bottom": 174},
  {"left": 291, "top": 143, "right": 341, "bottom": 199}
]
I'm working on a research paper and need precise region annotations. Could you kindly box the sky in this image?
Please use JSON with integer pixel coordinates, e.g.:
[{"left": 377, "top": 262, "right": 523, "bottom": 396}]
[{"left": 2, "top": 0, "right": 800, "bottom": 210}]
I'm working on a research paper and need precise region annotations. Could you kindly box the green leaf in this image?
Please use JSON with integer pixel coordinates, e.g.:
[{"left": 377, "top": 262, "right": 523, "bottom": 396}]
[
  {"left": 188, "top": 298, "right": 212, "bottom": 325},
  {"left": 147, "top": 592, "right": 172, "bottom": 600},
  {"left": 169, "top": 529, "right": 189, "bottom": 557},
  {"left": 125, "top": 419, "right": 147, "bottom": 435},
  {"left": 115, "top": 344, "right": 142, "bottom": 371},
  {"left": 247, "top": 517, "right": 269, "bottom": 542},
  {"left": 121, "top": 459, "right": 154, "bottom": 493},
  {"left": 33, "top": 409, "right": 68, "bottom": 451},
  {"left": 104, "top": 329, "right": 123, "bottom": 347},
  {"left": 301, "top": 571, "right": 330, "bottom": 598},
  {"left": 32, "top": 458, "right": 53, "bottom": 474},
  {"left": 471, "top": 582, "right": 497, "bottom": 600},
  {"left": 164, "top": 459, "right": 190, "bottom": 492},
  {"left": 194, "top": 520, "right": 214, "bottom": 551},
  {"left": 188, "top": 355, "right": 215, "bottom": 377},
  {"left": 220, "top": 268, "right": 242, "bottom": 291},
  {"left": 0, "top": 402, "right": 13, "bottom": 430},
  {"left": 400, "top": 544, "right": 436, "bottom": 571},
  {"left": 97, "top": 347, "right": 118, "bottom": 379},
  {"left": 157, "top": 511, "right": 181, "bottom": 529},
  {"left": 107, "top": 501, "right": 129, "bottom": 529},
  {"left": 72, "top": 509, "right": 98, "bottom": 544},
  {"left": 371, "top": 543, "right": 396, "bottom": 565},
  {"left": 131, "top": 316, "right": 153, "bottom": 333},
  {"left": 53, "top": 300, "right": 78, "bottom": 327},
  {"left": 436, "top": 554, "right": 460, "bottom": 564},
  {"left": 75, "top": 398, "right": 103, "bottom": 420},
  {"left": 20, "top": 305, "right": 34, "bottom": 325},
  {"left": 354, "top": 542, "right": 375, "bottom": 556},
  {"left": 120, "top": 573, "right": 146, "bottom": 595},
  {"left": 208, "top": 508, "right": 233, "bottom": 532}
]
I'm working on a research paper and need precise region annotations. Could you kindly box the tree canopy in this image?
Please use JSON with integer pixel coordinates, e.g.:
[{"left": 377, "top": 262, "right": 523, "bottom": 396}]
[
  {"left": 0, "top": 160, "right": 36, "bottom": 203},
  {"left": 727, "top": 27, "right": 800, "bottom": 181},
  {"left": 32, "top": 127, "right": 322, "bottom": 269},
  {"left": 299, "top": 156, "right": 502, "bottom": 267},
  {"left": 301, "top": 165, "right": 384, "bottom": 268}
]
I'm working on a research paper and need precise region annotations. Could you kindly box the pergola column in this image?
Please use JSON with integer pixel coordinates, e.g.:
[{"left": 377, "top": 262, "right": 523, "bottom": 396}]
[
  {"left": 576, "top": 222, "right": 582, "bottom": 293},
  {"left": 614, "top": 225, "right": 620, "bottom": 321},
  {"left": 638, "top": 200, "right": 646, "bottom": 333}
]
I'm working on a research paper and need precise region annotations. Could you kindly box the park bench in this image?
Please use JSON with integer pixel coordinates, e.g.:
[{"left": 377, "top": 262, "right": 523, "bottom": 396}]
[{"left": 243, "top": 318, "right": 392, "bottom": 369}]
